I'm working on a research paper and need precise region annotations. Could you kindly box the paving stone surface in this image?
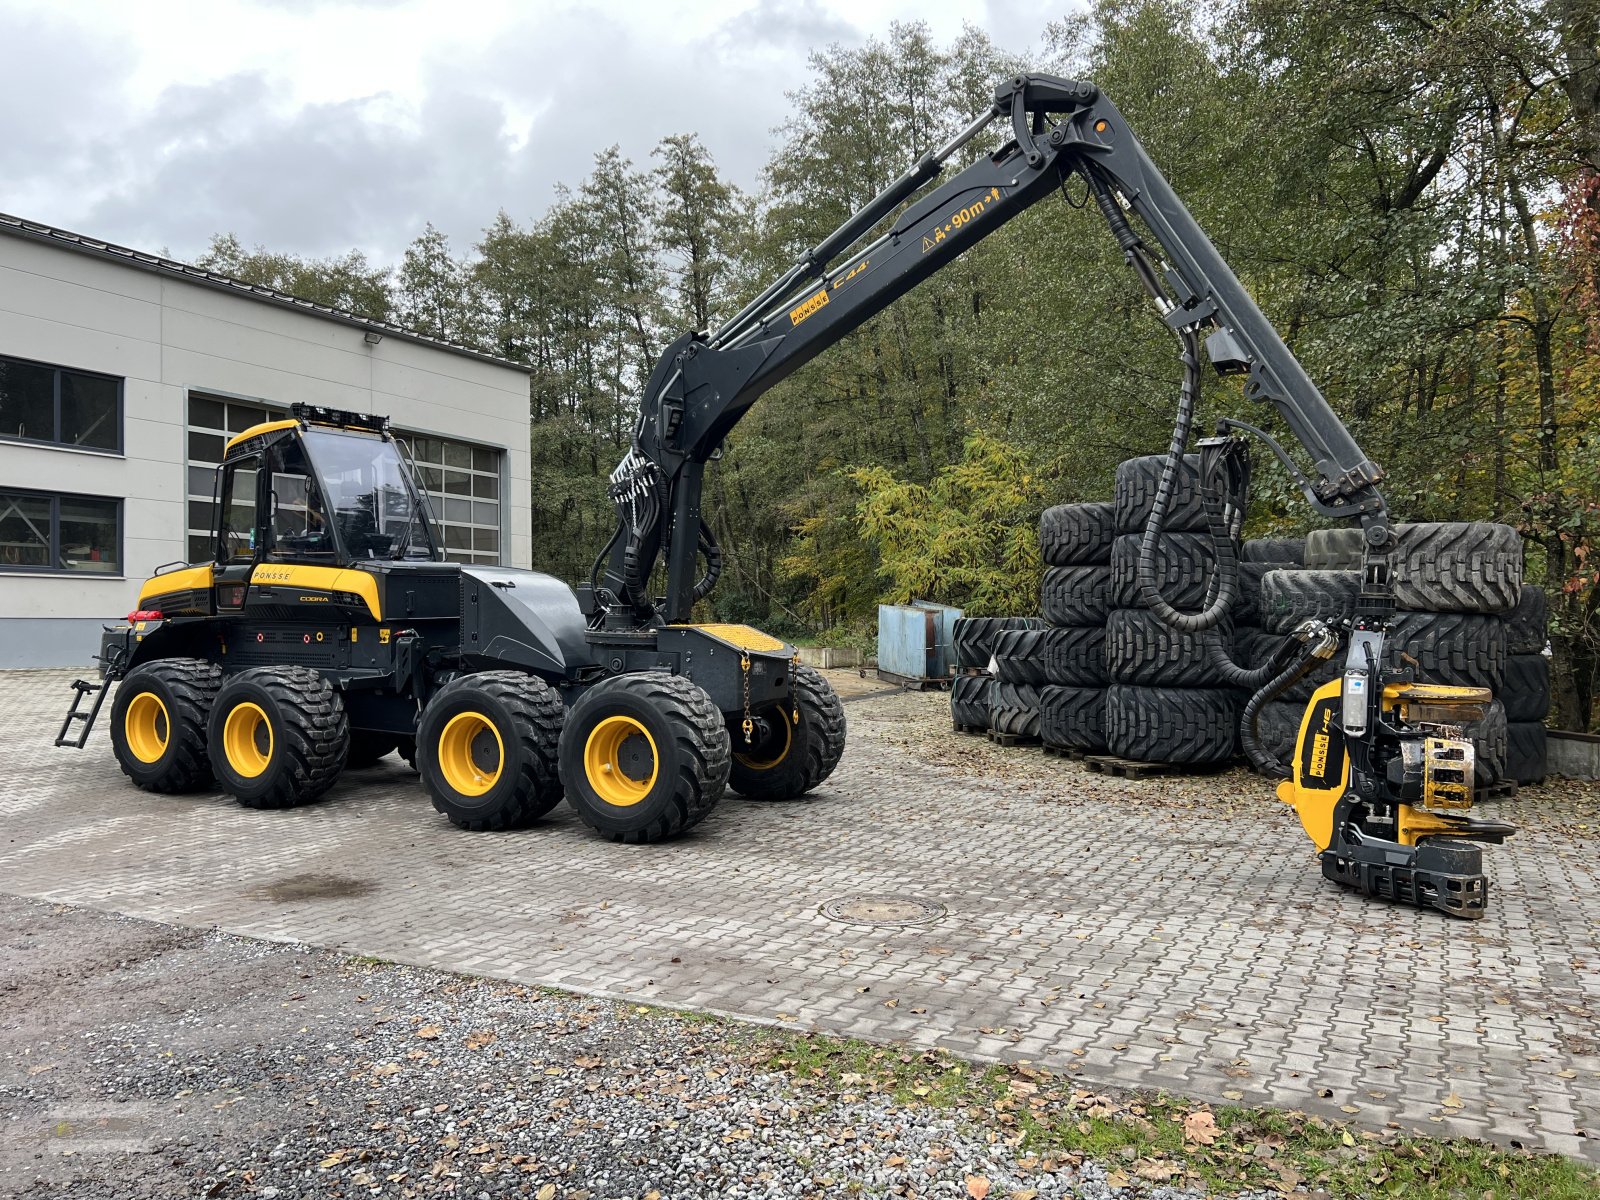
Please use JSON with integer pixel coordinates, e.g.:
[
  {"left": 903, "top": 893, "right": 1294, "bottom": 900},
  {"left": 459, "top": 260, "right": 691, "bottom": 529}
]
[{"left": 4, "top": 667, "right": 1598, "bottom": 1163}]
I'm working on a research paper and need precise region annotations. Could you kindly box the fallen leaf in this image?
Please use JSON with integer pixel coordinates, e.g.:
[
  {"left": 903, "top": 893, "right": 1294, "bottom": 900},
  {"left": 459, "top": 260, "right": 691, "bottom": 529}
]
[
  {"left": 966, "top": 1176, "right": 991, "bottom": 1199},
  {"left": 1443, "top": 1093, "right": 1463, "bottom": 1109},
  {"left": 537, "top": 1186, "right": 556, "bottom": 1200},
  {"left": 465, "top": 1030, "right": 496, "bottom": 1050},
  {"left": 886, "top": 1155, "right": 907, "bottom": 1167},
  {"left": 1342, "top": 1131, "right": 1356, "bottom": 1147},
  {"left": 1133, "top": 1158, "right": 1174, "bottom": 1181},
  {"left": 1105, "top": 1168, "right": 1130, "bottom": 1189},
  {"left": 415, "top": 1025, "right": 442, "bottom": 1040},
  {"left": 1182, "top": 1111, "right": 1218, "bottom": 1145}
]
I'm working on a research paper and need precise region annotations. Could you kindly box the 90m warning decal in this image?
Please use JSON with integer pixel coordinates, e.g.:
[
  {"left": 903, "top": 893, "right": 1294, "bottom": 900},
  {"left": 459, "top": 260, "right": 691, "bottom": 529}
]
[{"left": 922, "top": 187, "right": 1003, "bottom": 253}]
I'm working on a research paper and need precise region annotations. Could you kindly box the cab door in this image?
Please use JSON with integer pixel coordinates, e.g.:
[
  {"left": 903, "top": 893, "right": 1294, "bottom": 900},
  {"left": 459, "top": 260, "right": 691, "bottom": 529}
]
[{"left": 212, "top": 452, "right": 264, "bottom": 611}]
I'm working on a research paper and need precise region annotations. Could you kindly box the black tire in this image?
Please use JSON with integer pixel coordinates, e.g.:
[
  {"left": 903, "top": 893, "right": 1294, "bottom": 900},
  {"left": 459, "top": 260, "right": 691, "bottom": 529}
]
[
  {"left": 992, "top": 628, "right": 1050, "bottom": 685},
  {"left": 1304, "top": 528, "right": 1364, "bottom": 570},
  {"left": 1385, "top": 611, "right": 1507, "bottom": 694},
  {"left": 1040, "top": 502, "right": 1116, "bottom": 566},
  {"left": 417, "top": 671, "right": 565, "bottom": 830},
  {"left": 1507, "top": 722, "right": 1547, "bottom": 786},
  {"left": 1105, "top": 685, "right": 1238, "bottom": 765},
  {"left": 1039, "top": 685, "right": 1107, "bottom": 752},
  {"left": 952, "top": 616, "right": 1045, "bottom": 669},
  {"left": 1235, "top": 561, "right": 1273, "bottom": 626},
  {"left": 1042, "top": 625, "right": 1107, "bottom": 686},
  {"left": 346, "top": 731, "right": 401, "bottom": 768},
  {"left": 1105, "top": 608, "right": 1232, "bottom": 687},
  {"left": 208, "top": 666, "right": 349, "bottom": 809},
  {"left": 1110, "top": 532, "right": 1218, "bottom": 611},
  {"left": 729, "top": 664, "right": 845, "bottom": 800},
  {"left": 1114, "top": 454, "right": 1209, "bottom": 534},
  {"left": 1502, "top": 653, "right": 1551, "bottom": 723},
  {"left": 989, "top": 682, "right": 1042, "bottom": 739},
  {"left": 109, "top": 658, "right": 221, "bottom": 793},
  {"left": 558, "top": 672, "right": 729, "bottom": 842},
  {"left": 1467, "top": 699, "right": 1509, "bottom": 787},
  {"left": 1391, "top": 522, "right": 1522, "bottom": 614},
  {"left": 1041, "top": 566, "right": 1115, "bottom": 626},
  {"left": 1506, "top": 584, "right": 1548, "bottom": 655},
  {"left": 1260, "top": 569, "right": 1361, "bottom": 635},
  {"left": 1242, "top": 538, "right": 1305, "bottom": 566},
  {"left": 1252, "top": 699, "right": 1307, "bottom": 767},
  {"left": 950, "top": 674, "right": 995, "bottom": 727}
]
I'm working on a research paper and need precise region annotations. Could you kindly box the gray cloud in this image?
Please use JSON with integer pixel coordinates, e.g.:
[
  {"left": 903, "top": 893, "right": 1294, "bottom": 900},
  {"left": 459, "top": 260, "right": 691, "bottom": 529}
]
[{"left": 2, "top": 2, "right": 1058, "bottom": 269}]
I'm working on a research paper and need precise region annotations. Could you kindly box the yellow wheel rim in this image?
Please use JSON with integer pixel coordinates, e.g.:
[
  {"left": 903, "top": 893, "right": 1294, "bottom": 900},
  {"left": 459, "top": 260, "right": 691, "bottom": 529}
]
[
  {"left": 734, "top": 709, "right": 793, "bottom": 771},
  {"left": 222, "top": 701, "right": 274, "bottom": 779},
  {"left": 584, "top": 714, "right": 658, "bottom": 807},
  {"left": 438, "top": 711, "right": 504, "bottom": 797},
  {"left": 124, "top": 692, "right": 170, "bottom": 764}
]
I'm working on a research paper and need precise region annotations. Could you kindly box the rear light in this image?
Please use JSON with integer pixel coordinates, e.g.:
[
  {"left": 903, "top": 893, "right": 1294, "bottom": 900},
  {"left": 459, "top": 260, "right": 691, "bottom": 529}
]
[{"left": 127, "top": 609, "right": 164, "bottom": 621}]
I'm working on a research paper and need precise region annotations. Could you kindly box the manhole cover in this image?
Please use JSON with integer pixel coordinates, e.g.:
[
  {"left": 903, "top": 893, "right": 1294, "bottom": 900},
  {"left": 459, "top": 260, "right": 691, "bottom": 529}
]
[{"left": 819, "top": 894, "right": 945, "bottom": 927}]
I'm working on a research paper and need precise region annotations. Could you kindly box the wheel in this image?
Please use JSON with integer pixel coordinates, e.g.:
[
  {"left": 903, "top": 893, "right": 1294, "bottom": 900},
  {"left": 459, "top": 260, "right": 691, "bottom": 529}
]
[
  {"left": 346, "top": 731, "right": 401, "bottom": 768},
  {"left": 991, "top": 628, "right": 1049, "bottom": 685},
  {"left": 558, "top": 672, "right": 730, "bottom": 843},
  {"left": 1105, "top": 608, "right": 1232, "bottom": 687},
  {"left": 109, "top": 658, "right": 221, "bottom": 793},
  {"left": 1041, "top": 625, "right": 1106, "bottom": 686},
  {"left": 1384, "top": 611, "right": 1507, "bottom": 694},
  {"left": 416, "top": 671, "right": 565, "bottom": 831},
  {"left": 1039, "top": 685, "right": 1107, "bottom": 752},
  {"left": 952, "top": 616, "right": 1044, "bottom": 669},
  {"left": 1503, "top": 654, "right": 1551, "bottom": 723},
  {"left": 1466, "top": 699, "right": 1509, "bottom": 787},
  {"left": 988, "top": 682, "right": 1042, "bottom": 738},
  {"left": 1390, "top": 522, "right": 1522, "bottom": 614},
  {"left": 1506, "top": 585, "right": 1548, "bottom": 655},
  {"left": 1104, "top": 685, "right": 1238, "bottom": 765},
  {"left": 1114, "top": 454, "right": 1209, "bottom": 534},
  {"left": 950, "top": 674, "right": 994, "bottom": 727},
  {"left": 1506, "top": 722, "right": 1547, "bottom": 785},
  {"left": 208, "top": 666, "right": 349, "bottom": 809},
  {"left": 1041, "top": 566, "right": 1115, "bottom": 626},
  {"left": 1259, "top": 569, "right": 1361, "bottom": 634},
  {"left": 1304, "top": 528, "right": 1364, "bottom": 570},
  {"left": 1242, "top": 538, "right": 1305, "bottom": 566},
  {"left": 729, "top": 664, "right": 845, "bottom": 800},
  {"left": 1110, "top": 532, "right": 1221, "bottom": 611},
  {"left": 1040, "top": 502, "right": 1116, "bottom": 566}
]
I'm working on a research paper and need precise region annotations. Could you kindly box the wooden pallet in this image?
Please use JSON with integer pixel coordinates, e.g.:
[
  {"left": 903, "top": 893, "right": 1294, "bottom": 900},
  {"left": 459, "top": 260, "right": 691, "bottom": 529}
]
[
  {"left": 876, "top": 668, "right": 952, "bottom": 692},
  {"left": 951, "top": 722, "right": 987, "bottom": 736},
  {"left": 987, "top": 729, "right": 1040, "bottom": 748},
  {"left": 1082, "top": 754, "right": 1230, "bottom": 780},
  {"left": 1474, "top": 780, "right": 1519, "bottom": 804},
  {"left": 1041, "top": 743, "right": 1086, "bottom": 760}
]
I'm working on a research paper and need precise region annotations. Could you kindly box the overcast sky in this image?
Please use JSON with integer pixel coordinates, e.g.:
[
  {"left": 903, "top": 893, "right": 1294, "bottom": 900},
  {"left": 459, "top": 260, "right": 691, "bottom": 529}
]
[{"left": 2, "top": 0, "right": 1059, "bottom": 267}]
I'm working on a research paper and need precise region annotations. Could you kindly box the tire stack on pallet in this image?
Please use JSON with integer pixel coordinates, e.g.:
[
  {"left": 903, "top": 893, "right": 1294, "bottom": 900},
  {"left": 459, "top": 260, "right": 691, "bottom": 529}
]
[
  {"left": 1249, "top": 523, "right": 1526, "bottom": 791},
  {"left": 1503, "top": 585, "right": 1550, "bottom": 785},
  {"left": 1037, "top": 501, "right": 1117, "bottom": 755},
  {"left": 1101, "top": 455, "right": 1238, "bottom": 768},
  {"left": 949, "top": 616, "right": 1044, "bottom": 739}
]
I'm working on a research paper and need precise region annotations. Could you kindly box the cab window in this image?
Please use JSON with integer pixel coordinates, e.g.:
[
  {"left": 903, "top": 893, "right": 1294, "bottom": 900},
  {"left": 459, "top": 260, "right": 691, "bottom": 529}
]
[
  {"left": 264, "top": 437, "right": 335, "bottom": 560},
  {"left": 217, "top": 457, "right": 259, "bottom": 562}
]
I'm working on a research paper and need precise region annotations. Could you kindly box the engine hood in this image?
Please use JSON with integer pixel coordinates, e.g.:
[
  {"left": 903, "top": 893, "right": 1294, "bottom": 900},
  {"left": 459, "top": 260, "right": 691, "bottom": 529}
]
[{"left": 459, "top": 565, "right": 595, "bottom": 678}]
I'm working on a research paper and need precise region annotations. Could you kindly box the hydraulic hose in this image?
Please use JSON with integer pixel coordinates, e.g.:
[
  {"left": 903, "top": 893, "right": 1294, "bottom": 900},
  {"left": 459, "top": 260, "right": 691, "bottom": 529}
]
[
  {"left": 691, "top": 520, "right": 723, "bottom": 603},
  {"left": 1239, "top": 652, "right": 1321, "bottom": 779}
]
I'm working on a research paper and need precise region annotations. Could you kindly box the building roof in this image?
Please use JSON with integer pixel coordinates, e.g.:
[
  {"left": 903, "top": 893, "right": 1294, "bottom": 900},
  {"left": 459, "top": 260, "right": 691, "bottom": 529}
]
[{"left": 0, "top": 212, "right": 531, "bottom": 374}]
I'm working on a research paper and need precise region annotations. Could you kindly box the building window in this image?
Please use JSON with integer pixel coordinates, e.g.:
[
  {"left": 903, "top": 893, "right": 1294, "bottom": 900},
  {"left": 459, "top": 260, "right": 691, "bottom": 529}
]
[
  {"left": 0, "top": 355, "right": 122, "bottom": 452},
  {"left": 0, "top": 488, "right": 121, "bottom": 574},
  {"left": 184, "top": 396, "right": 504, "bottom": 566}
]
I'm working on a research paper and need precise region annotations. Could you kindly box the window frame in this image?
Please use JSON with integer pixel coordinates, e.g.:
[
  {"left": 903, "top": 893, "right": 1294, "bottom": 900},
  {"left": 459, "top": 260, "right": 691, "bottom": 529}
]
[
  {"left": 0, "top": 486, "right": 124, "bottom": 576},
  {"left": 0, "top": 353, "right": 124, "bottom": 455}
]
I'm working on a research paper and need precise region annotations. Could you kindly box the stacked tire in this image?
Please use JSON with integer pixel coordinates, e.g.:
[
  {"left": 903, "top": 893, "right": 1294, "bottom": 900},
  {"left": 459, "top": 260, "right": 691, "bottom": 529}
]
[
  {"left": 950, "top": 616, "right": 1041, "bottom": 734},
  {"left": 1235, "top": 537, "right": 1306, "bottom": 765},
  {"left": 1037, "top": 502, "right": 1116, "bottom": 752},
  {"left": 1103, "top": 456, "right": 1237, "bottom": 765},
  {"left": 1502, "top": 585, "right": 1550, "bottom": 785}
]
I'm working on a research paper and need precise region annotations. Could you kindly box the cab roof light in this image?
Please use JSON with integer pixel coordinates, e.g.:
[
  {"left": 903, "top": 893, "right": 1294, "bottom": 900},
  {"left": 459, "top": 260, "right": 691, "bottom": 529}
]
[{"left": 288, "top": 402, "right": 390, "bottom": 434}]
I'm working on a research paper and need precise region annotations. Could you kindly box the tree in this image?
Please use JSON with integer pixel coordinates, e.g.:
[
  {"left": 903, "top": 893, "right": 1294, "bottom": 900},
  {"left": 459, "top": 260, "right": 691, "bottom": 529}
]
[
  {"left": 395, "top": 223, "right": 477, "bottom": 345},
  {"left": 653, "top": 133, "right": 745, "bottom": 331},
  {"left": 195, "top": 233, "right": 393, "bottom": 320}
]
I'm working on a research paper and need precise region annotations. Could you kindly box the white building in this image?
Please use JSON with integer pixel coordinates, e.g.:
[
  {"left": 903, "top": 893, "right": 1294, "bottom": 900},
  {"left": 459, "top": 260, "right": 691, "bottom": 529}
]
[{"left": 0, "top": 214, "right": 533, "bottom": 668}]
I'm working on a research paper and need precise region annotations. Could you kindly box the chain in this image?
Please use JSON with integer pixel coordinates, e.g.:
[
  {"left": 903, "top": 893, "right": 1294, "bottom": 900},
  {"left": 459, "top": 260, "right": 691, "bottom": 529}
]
[{"left": 740, "top": 652, "right": 753, "bottom": 743}]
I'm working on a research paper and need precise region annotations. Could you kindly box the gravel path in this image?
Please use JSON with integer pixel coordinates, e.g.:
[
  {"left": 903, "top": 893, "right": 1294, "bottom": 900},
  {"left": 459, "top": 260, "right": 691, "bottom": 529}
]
[{"left": 2, "top": 895, "right": 1275, "bottom": 1200}]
